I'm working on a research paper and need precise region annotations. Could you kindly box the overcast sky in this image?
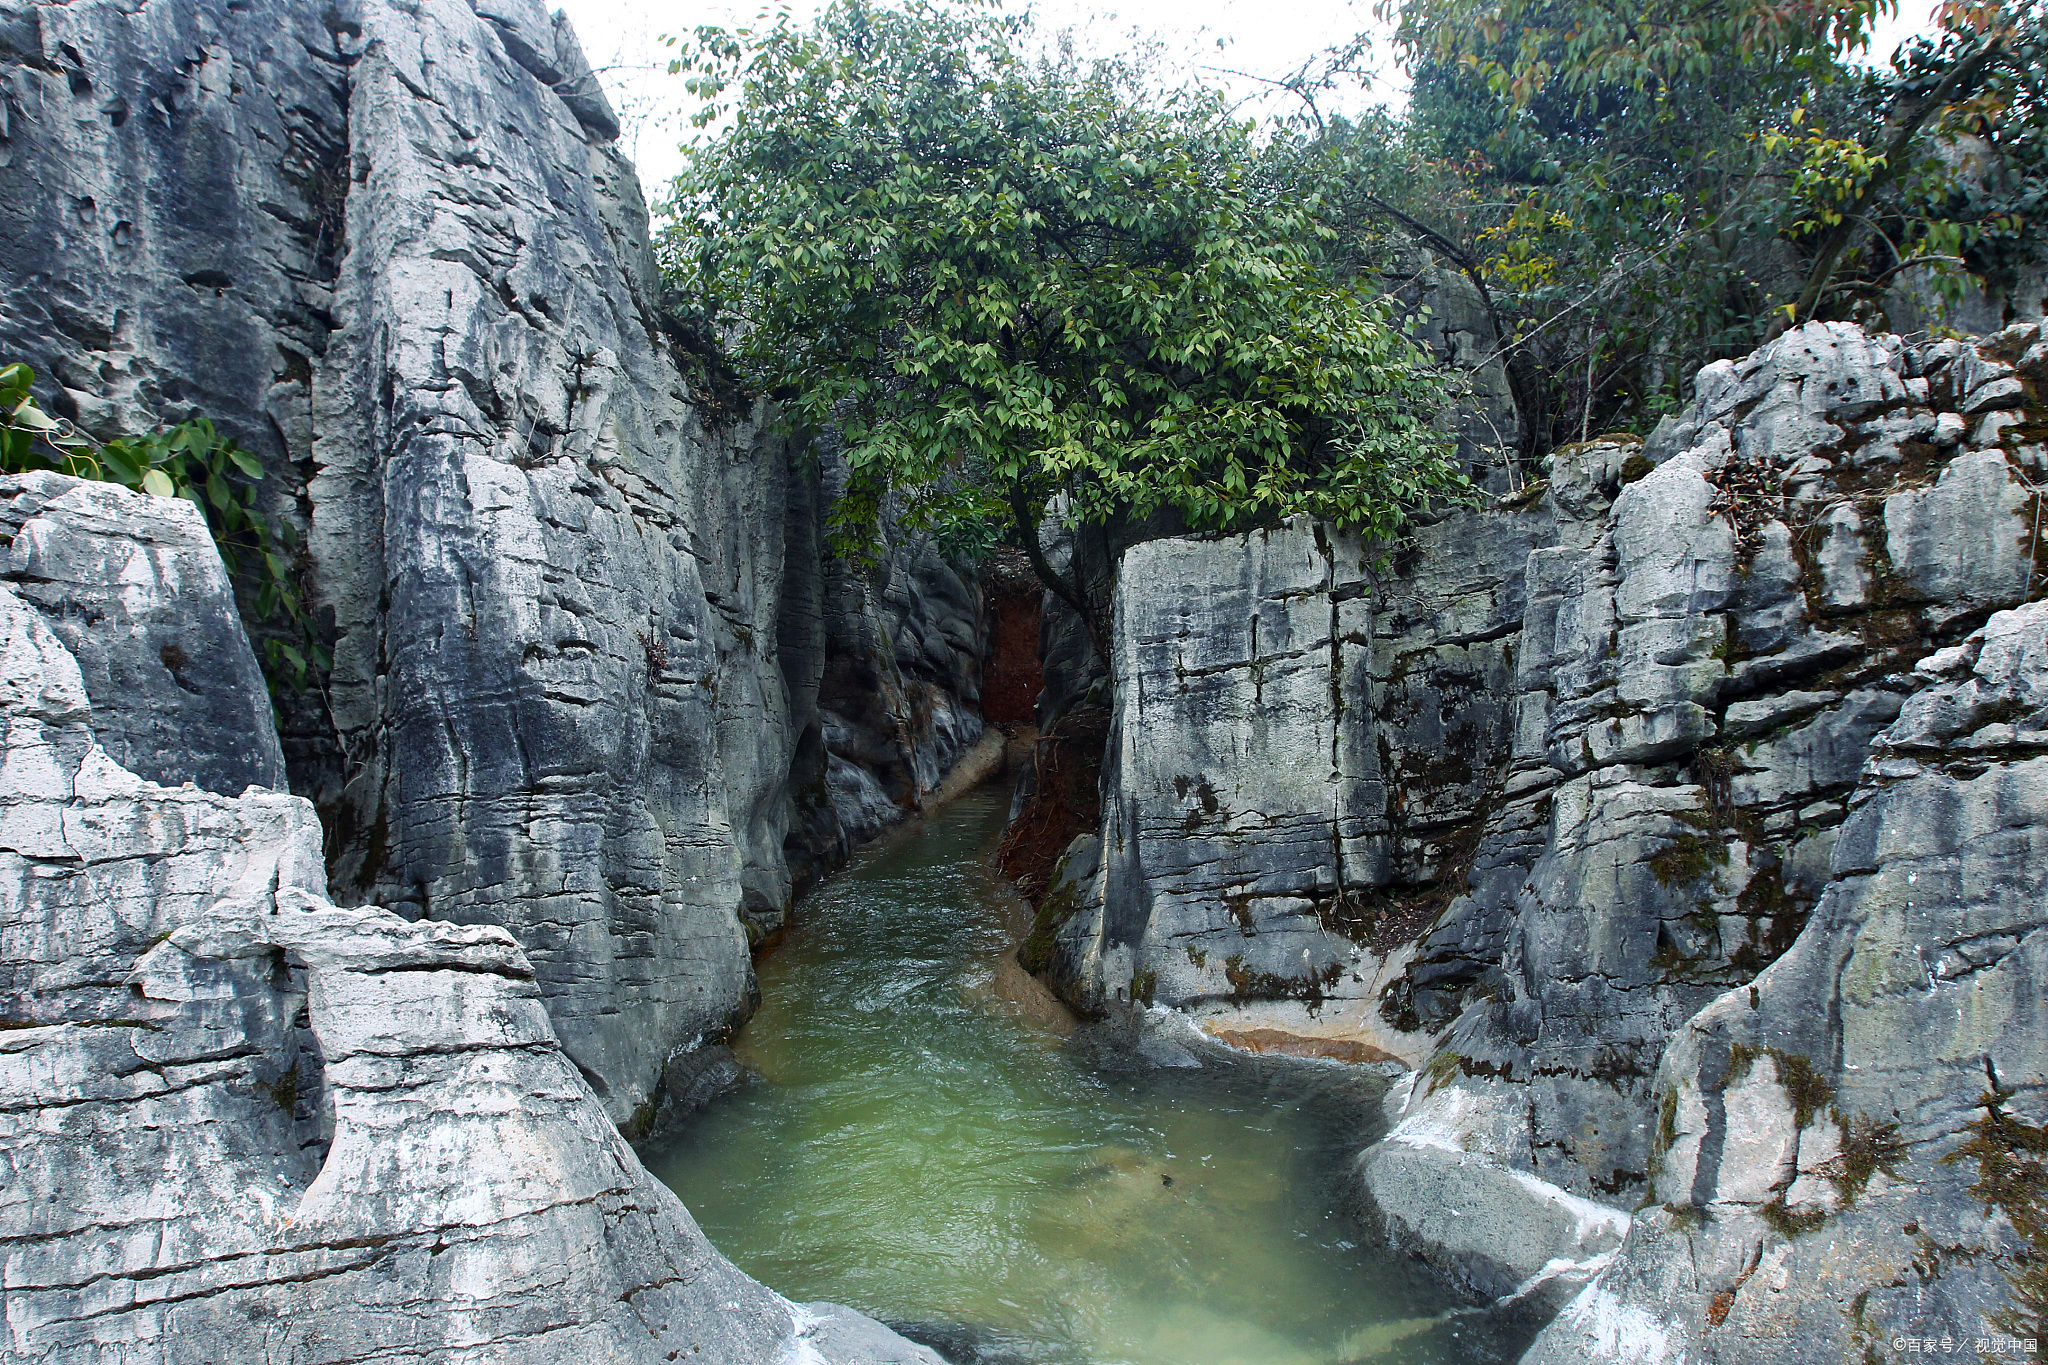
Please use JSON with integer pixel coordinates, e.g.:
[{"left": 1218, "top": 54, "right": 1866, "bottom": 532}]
[{"left": 551, "top": 0, "right": 1942, "bottom": 199}]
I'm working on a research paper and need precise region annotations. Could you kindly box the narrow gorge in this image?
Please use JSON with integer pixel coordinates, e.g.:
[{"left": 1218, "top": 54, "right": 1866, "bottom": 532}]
[{"left": 0, "top": 2, "right": 2043, "bottom": 1364}]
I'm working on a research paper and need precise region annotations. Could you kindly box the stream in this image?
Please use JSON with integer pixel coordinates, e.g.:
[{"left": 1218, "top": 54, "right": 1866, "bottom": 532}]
[{"left": 649, "top": 788, "right": 1525, "bottom": 1365}]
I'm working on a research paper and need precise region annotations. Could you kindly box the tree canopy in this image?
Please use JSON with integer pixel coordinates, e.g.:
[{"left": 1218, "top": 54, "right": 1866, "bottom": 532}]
[
  {"left": 656, "top": 0, "right": 2045, "bottom": 589},
  {"left": 1353, "top": 0, "right": 2047, "bottom": 448},
  {"left": 658, "top": 0, "right": 1469, "bottom": 620}
]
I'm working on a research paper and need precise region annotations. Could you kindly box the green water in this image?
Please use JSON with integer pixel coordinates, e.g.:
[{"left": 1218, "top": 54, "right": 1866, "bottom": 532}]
[{"left": 649, "top": 789, "right": 1512, "bottom": 1365}]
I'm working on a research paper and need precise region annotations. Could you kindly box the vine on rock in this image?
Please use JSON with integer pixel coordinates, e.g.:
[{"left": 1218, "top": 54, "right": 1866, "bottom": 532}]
[{"left": 0, "top": 362, "right": 325, "bottom": 693}]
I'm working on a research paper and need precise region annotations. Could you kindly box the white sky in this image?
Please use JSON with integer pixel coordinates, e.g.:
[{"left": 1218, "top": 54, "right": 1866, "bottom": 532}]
[{"left": 552, "top": 0, "right": 1942, "bottom": 199}]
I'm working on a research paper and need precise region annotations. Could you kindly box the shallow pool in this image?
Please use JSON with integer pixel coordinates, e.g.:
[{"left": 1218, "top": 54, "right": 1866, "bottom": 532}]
[{"left": 649, "top": 788, "right": 1520, "bottom": 1365}]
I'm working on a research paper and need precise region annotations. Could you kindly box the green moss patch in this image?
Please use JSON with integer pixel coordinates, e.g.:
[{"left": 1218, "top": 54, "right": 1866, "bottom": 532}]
[
  {"left": 1222, "top": 954, "right": 1343, "bottom": 1009},
  {"left": 1832, "top": 1112, "right": 1909, "bottom": 1207},
  {"left": 1130, "top": 968, "right": 1157, "bottom": 1007},
  {"left": 1727, "top": 1043, "right": 1835, "bottom": 1129},
  {"left": 1422, "top": 1049, "right": 1464, "bottom": 1097},
  {"left": 1943, "top": 1087, "right": 2048, "bottom": 1349},
  {"left": 1650, "top": 832, "right": 1732, "bottom": 887},
  {"left": 1759, "top": 1196, "right": 1828, "bottom": 1238},
  {"left": 267, "top": 1067, "right": 301, "bottom": 1115},
  {"left": 1017, "top": 878, "right": 1081, "bottom": 975},
  {"left": 1666, "top": 1202, "right": 1709, "bottom": 1232}
]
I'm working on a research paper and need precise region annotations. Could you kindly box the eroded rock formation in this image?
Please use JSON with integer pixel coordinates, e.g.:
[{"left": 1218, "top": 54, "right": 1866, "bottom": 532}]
[
  {"left": 0, "top": 476, "right": 945, "bottom": 1364},
  {"left": 0, "top": 0, "right": 985, "bottom": 1127},
  {"left": 1039, "top": 318, "right": 2047, "bottom": 1348},
  {"left": 1525, "top": 597, "right": 2048, "bottom": 1362},
  {"left": 5, "top": 0, "right": 2045, "bottom": 1355}
]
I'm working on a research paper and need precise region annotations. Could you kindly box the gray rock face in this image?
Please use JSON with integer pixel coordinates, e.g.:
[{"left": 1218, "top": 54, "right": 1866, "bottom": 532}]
[
  {"left": 0, "top": 479, "right": 945, "bottom": 1363},
  {"left": 1056, "top": 319, "right": 2047, "bottom": 1341},
  {"left": 814, "top": 485, "right": 986, "bottom": 853},
  {"left": 0, "top": 0, "right": 984, "bottom": 1126},
  {"left": 1523, "top": 598, "right": 2048, "bottom": 1364},
  {"left": 1380, "top": 240, "right": 1522, "bottom": 482},
  {"left": 0, "top": 473, "right": 283, "bottom": 795},
  {"left": 1052, "top": 505, "right": 1545, "bottom": 1018},
  {"left": 1358, "top": 1073, "right": 1630, "bottom": 1306},
  {"left": 0, "top": 0, "right": 354, "bottom": 797},
  {"left": 307, "top": 0, "right": 984, "bottom": 1122},
  {"left": 0, "top": 0, "right": 347, "bottom": 469}
]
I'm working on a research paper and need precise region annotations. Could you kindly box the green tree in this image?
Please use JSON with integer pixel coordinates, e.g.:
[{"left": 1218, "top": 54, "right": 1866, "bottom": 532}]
[
  {"left": 1350, "top": 0, "right": 2044, "bottom": 449},
  {"left": 1811, "top": 0, "right": 2048, "bottom": 328},
  {"left": 1388, "top": 0, "right": 1889, "bottom": 447},
  {"left": 658, "top": 0, "right": 1468, "bottom": 633}
]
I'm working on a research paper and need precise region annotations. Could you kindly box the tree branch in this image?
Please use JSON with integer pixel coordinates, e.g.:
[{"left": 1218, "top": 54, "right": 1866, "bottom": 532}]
[
  {"left": 1007, "top": 484, "right": 1100, "bottom": 654},
  {"left": 1360, "top": 193, "right": 1545, "bottom": 467},
  {"left": 1773, "top": 36, "right": 2002, "bottom": 337}
]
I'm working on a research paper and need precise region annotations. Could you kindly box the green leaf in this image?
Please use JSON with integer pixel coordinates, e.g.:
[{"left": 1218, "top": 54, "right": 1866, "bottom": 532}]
[
  {"left": 657, "top": 0, "right": 1465, "bottom": 588},
  {"left": 9, "top": 402, "right": 57, "bottom": 432},
  {"left": 2, "top": 358, "right": 322, "bottom": 693},
  {"left": 100, "top": 445, "right": 144, "bottom": 484}
]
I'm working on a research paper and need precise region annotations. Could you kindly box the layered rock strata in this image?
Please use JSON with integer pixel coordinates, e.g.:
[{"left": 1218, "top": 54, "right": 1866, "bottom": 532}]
[
  {"left": 0, "top": 0, "right": 984, "bottom": 1124},
  {"left": 1042, "top": 319, "right": 2047, "bottom": 1341},
  {"left": 1002, "top": 234, "right": 1524, "bottom": 967},
  {"left": 0, "top": 476, "right": 943, "bottom": 1364},
  {"left": 1524, "top": 597, "right": 2048, "bottom": 1362}
]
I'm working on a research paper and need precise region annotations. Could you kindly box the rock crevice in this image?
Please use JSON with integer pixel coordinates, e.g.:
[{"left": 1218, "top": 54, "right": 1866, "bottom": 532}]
[{"left": 0, "top": 0, "right": 987, "bottom": 1126}]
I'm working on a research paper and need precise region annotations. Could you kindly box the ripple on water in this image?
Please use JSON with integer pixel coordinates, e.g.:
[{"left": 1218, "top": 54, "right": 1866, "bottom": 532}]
[{"left": 648, "top": 789, "right": 1528, "bottom": 1365}]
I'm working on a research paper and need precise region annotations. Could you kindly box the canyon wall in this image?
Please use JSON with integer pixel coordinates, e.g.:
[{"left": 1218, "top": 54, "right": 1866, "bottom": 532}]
[
  {"left": 0, "top": 0, "right": 995, "bottom": 1356},
  {"left": 1041, "top": 319, "right": 2047, "bottom": 1354},
  {"left": 0, "top": 0, "right": 985, "bottom": 1129},
  {"left": 0, "top": 476, "right": 945, "bottom": 1362},
  {"left": 5, "top": 0, "right": 2045, "bottom": 1358}
]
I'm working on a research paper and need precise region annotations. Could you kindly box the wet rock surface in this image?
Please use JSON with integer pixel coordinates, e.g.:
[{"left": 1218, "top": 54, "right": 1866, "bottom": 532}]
[{"left": 1044, "top": 319, "right": 2048, "bottom": 1350}]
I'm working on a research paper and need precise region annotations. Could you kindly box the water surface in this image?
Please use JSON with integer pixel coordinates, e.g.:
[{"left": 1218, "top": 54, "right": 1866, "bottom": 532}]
[{"left": 651, "top": 789, "right": 1512, "bottom": 1365}]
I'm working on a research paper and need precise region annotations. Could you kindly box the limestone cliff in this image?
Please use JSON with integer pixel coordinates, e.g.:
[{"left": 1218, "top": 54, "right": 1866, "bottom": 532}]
[
  {"left": 1526, "top": 596, "right": 2048, "bottom": 1361},
  {"left": 0, "top": 476, "right": 946, "bottom": 1363},
  {"left": 0, "top": 0, "right": 985, "bottom": 1127},
  {"left": 1040, "top": 319, "right": 2047, "bottom": 1351}
]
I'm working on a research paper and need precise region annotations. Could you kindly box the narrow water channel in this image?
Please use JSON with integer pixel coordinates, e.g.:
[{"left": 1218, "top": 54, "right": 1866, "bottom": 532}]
[{"left": 649, "top": 788, "right": 1511, "bottom": 1365}]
